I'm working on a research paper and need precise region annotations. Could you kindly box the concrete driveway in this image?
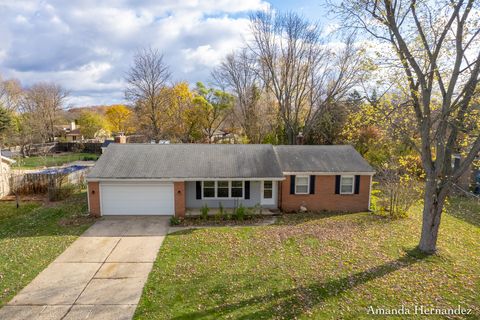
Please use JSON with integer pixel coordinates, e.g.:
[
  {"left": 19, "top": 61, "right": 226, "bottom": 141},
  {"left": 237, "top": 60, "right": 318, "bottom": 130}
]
[{"left": 0, "top": 216, "right": 169, "bottom": 320}]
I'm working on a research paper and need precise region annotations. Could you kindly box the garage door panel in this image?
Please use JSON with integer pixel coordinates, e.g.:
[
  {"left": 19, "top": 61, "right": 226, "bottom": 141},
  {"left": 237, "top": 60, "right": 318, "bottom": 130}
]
[{"left": 101, "top": 183, "right": 174, "bottom": 215}]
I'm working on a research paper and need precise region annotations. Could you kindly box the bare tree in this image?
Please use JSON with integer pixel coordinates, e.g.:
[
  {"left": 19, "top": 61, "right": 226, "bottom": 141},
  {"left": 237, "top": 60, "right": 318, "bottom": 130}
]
[
  {"left": 0, "top": 76, "right": 23, "bottom": 111},
  {"left": 334, "top": 0, "right": 480, "bottom": 253},
  {"left": 248, "top": 11, "right": 364, "bottom": 144},
  {"left": 212, "top": 49, "right": 266, "bottom": 143},
  {"left": 21, "top": 83, "right": 69, "bottom": 143},
  {"left": 303, "top": 36, "right": 366, "bottom": 138},
  {"left": 125, "top": 48, "right": 171, "bottom": 142},
  {"left": 248, "top": 11, "right": 323, "bottom": 144}
]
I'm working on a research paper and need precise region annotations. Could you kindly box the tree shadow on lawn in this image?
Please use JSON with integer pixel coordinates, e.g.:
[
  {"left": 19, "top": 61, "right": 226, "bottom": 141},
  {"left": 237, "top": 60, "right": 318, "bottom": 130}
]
[{"left": 172, "top": 248, "right": 428, "bottom": 320}]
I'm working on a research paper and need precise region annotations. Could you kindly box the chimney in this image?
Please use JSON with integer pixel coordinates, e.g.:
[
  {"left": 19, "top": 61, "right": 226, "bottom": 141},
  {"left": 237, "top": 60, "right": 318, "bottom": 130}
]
[
  {"left": 114, "top": 134, "right": 127, "bottom": 144},
  {"left": 296, "top": 132, "right": 304, "bottom": 145},
  {"left": 70, "top": 121, "right": 76, "bottom": 131}
]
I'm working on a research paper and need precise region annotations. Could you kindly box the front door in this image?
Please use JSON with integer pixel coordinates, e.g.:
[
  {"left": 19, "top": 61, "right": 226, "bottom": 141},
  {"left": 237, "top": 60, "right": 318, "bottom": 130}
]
[{"left": 261, "top": 180, "right": 276, "bottom": 205}]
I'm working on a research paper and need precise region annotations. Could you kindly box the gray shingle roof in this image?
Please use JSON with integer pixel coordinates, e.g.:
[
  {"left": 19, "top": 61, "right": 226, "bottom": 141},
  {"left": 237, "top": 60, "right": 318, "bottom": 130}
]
[
  {"left": 87, "top": 143, "right": 374, "bottom": 180},
  {"left": 273, "top": 145, "right": 375, "bottom": 173},
  {"left": 87, "top": 144, "right": 285, "bottom": 180}
]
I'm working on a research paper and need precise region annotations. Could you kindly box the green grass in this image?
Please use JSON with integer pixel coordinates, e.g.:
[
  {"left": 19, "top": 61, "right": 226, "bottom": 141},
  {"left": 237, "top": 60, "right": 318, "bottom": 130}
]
[
  {"left": 12, "top": 153, "right": 99, "bottom": 169},
  {"left": 135, "top": 197, "right": 480, "bottom": 319},
  {"left": 0, "top": 193, "right": 95, "bottom": 307}
]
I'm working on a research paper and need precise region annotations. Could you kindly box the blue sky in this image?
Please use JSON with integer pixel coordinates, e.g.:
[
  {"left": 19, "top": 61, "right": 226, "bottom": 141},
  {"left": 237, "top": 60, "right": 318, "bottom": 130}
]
[{"left": 0, "top": 0, "right": 332, "bottom": 107}]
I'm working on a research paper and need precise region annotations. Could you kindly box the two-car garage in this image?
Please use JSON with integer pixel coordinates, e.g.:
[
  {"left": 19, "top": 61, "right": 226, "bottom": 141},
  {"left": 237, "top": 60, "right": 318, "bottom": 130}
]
[{"left": 99, "top": 182, "right": 174, "bottom": 215}]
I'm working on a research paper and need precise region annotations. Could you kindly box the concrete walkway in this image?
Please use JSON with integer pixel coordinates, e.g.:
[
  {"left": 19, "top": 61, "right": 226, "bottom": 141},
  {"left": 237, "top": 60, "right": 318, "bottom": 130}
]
[{"left": 0, "top": 216, "right": 169, "bottom": 320}]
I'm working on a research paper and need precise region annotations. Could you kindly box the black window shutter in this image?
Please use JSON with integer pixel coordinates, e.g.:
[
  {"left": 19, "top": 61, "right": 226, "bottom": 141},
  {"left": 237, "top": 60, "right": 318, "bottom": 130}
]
[
  {"left": 196, "top": 181, "right": 202, "bottom": 199},
  {"left": 354, "top": 175, "right": 361, "bottom": 194},
  {"left": 454, "top": 157, "right": 460, "bottom": 170},
  {"left": 335, "top": 175, "right": 341, "bottom": 194},
  {"left": 245, "top": 181, "right": 250, "bottom": 199},
  {"left": 309, "top": 175, "right": 315, "bottom": 194},
  {"left": 290, "top": 175, "right": 296, "bottom": 194}
]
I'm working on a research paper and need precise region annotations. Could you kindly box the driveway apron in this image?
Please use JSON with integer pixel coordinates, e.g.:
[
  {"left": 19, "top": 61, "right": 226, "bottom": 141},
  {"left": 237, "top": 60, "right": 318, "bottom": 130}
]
[{"left": 0, "top": 216, "right": 169, "bottom": 320}]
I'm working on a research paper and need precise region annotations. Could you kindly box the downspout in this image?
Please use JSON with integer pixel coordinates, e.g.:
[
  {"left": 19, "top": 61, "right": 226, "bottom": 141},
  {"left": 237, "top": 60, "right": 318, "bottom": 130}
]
[{"left": 368, "top": 175, "right": 373, "bottom": 211}]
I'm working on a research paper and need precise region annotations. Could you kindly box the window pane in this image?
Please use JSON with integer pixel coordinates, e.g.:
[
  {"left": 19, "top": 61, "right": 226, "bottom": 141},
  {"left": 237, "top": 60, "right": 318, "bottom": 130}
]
[
  {"left": 203, "top": 188, "right": 215, "bottom": 197},
  {"left": 232, "top": 188, "right": 243, "bottom": 197},
  {"left": 204, "top": 181, "right": 214, "bottom": 188},
  {"left": 264, "top": 189, "right": 273, "bottom": 198},
  {"left": 341, "top": 185, "right": 353, "bottom": 193},
  {"left": 217, "top": 187, "right": 229, "bottom": 197},
  {"left": 342, "top": 177, "right": 353, "bottom": 185},
  {"left": 218, "top": 181, "right": 229, "bottom": 188},
  {"left": 296, "top": 185, "right": 308, "bottom": 194},
  {"left": 264, "top": 181, "right": 272, "bottom": 189},
  {"left": 296, "top": 177, "right": 308, "bottom": 185},
  {"left": 232, "top": 181, "right": 242, "bottom": 188}
]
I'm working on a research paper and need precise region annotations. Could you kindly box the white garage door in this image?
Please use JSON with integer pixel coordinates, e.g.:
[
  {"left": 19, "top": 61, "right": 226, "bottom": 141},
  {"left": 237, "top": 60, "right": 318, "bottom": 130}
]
[{"left": 100, "top": 182, "right": 174, "bottom": 215}]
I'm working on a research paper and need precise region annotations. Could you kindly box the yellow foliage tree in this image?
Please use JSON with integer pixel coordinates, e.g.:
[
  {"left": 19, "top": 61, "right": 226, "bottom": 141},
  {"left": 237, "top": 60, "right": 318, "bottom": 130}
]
[
  {"left": 105, "top": 105, "right": 135, "bottom": 135},
  {"left": 160, "top": 82, "right": 204, "bottom": 142}
]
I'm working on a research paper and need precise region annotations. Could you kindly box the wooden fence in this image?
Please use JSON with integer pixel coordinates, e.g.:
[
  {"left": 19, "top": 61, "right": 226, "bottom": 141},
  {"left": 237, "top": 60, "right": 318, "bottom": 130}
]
[{"left": 9, "top": 168, "right": 88, "bottom": 197}]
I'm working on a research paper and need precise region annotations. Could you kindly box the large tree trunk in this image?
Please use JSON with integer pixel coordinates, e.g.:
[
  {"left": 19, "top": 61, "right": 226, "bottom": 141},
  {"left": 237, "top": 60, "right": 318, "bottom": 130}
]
[
  {"left": 418, "top": 179, "right": 447, "bottom": 254},
  {"left": 286, "top": 126, "right": 295, "bottom": 145}
]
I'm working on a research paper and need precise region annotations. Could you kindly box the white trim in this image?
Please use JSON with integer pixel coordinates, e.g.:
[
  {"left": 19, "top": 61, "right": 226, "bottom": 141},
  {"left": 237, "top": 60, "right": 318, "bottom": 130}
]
[
  {"left": 284, "top": 171, "right": 375, "bottom": 176},
  {"left": 201, "top": 180, "right": 245, "bottom": 200},
  {"left": 202, "top": 180, "right": 216, "bottom": 199},
  {"left": 340, "top": 175, "right": 355, "bottom": 194},
  {"left": 261, "top": 180, "right": 276, "bottom": 205},
  {"left": 87, "top": 177, "right": 285, "bottom": 182},
  {"left": 295, "top": 175, "right": 310, "bottom": 195},
  {"left": 262, "top": 180, "right": 274, "bottom": 199},
  {"left": 87, "top": 183, "right": 91, "bottom": 213},
  {"left": 1, "top": 156, "right": 15, "bottom": 164},
  {"left": 368, "top": 175, "right": 372, "bottom": 210}
]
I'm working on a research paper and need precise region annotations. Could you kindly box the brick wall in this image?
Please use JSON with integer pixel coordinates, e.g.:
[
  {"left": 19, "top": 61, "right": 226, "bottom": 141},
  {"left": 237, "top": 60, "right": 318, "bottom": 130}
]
[
  {"left": 87, "top": 181, "right": 101, "bottom": 217},
  {"left": 280, "top": 175, "right": 371, "bottom": 213},
  {"left": 174, "top": 181, "right": 186, "bottom": 218}
]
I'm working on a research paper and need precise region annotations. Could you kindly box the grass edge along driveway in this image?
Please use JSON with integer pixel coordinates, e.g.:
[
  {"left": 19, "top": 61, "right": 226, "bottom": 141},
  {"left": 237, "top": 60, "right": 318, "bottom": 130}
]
[{"left": 0, "top": 193, "right": 95, "bottom": 307}]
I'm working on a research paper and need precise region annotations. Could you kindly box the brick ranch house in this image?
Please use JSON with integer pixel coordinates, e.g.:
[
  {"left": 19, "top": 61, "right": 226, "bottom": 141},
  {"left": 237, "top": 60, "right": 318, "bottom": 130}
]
[{"left": 86, "top": 144, "right": 375, "bottom": 217}]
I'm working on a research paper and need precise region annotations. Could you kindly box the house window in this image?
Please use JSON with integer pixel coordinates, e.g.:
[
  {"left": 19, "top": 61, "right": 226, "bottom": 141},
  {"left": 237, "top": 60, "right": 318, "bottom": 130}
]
[
  {"left": 201, "top": 181, "right": 244, "bottom": 199},
  {"left": 231, "top": 181, "right": 243, "bottom": 198},
  {"left": 217, "top": 181, "right": 229, "bottom": 198},
  {"left": 340, "top": 176, "right": 354, "bottom": 194},
  {"left": 203, "top": 181, "right": 215, "bottom": 198},
  {"left": 295, "top": 176, "right": 309, "bottom": 194},
  {"left": 263, "top": 181, "right": 273, "bottom": 198}
]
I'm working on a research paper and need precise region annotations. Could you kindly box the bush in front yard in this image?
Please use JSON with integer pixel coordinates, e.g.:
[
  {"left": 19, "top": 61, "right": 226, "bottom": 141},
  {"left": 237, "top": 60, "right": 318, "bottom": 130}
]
[
  {"left": 201, "top": 204, "right": 209, "bottom": 220},
  {"left": 170, "top": 216, "right": 181, "bottom": 226},
  {"left": 215, "top": 202, "right": 225, "bottom": 221},
  {"left": 234, "top": 204, "right": 246, "bottom": 221}
]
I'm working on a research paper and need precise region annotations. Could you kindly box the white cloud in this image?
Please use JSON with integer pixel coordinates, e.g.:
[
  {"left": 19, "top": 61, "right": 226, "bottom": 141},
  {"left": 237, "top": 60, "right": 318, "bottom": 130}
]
[{"left": 0, "top": 0, "right": 270, "bottom": 106}]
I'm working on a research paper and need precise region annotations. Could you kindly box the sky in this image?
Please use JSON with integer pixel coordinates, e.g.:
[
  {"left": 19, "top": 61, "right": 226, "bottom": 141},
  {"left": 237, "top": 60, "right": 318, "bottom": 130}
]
[{"left": 0, "top": 0, "right": 330, "bottom": 107}]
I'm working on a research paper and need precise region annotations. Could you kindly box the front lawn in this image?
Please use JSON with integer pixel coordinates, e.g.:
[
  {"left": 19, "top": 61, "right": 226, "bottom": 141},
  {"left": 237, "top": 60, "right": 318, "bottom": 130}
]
[
  {"left": 0, "top": 193, "right": 95, "bottom": 307},
  {"left": 12, "top": 152, "right": 99, "bottom": 169},
  {"left": 135, "top": 197, "right": 480, "bottom": 319}
]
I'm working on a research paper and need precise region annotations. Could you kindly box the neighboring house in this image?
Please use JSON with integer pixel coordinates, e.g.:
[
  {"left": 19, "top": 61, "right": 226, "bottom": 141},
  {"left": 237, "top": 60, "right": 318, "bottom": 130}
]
[
  {"left": 0, "top": 155, "right": 15, "bottom": 198},
  {"left": 210, "top": 129, "right": 240, "bottom": 144},
  {"left": 86, "top": 144, "right": 375, "bottom": 217},
  {"left": 55, "top": 121, "right": 83, "bottom": 142},
  {"left": 66, "top": 128, "right": 83, "bottom": 142}
]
